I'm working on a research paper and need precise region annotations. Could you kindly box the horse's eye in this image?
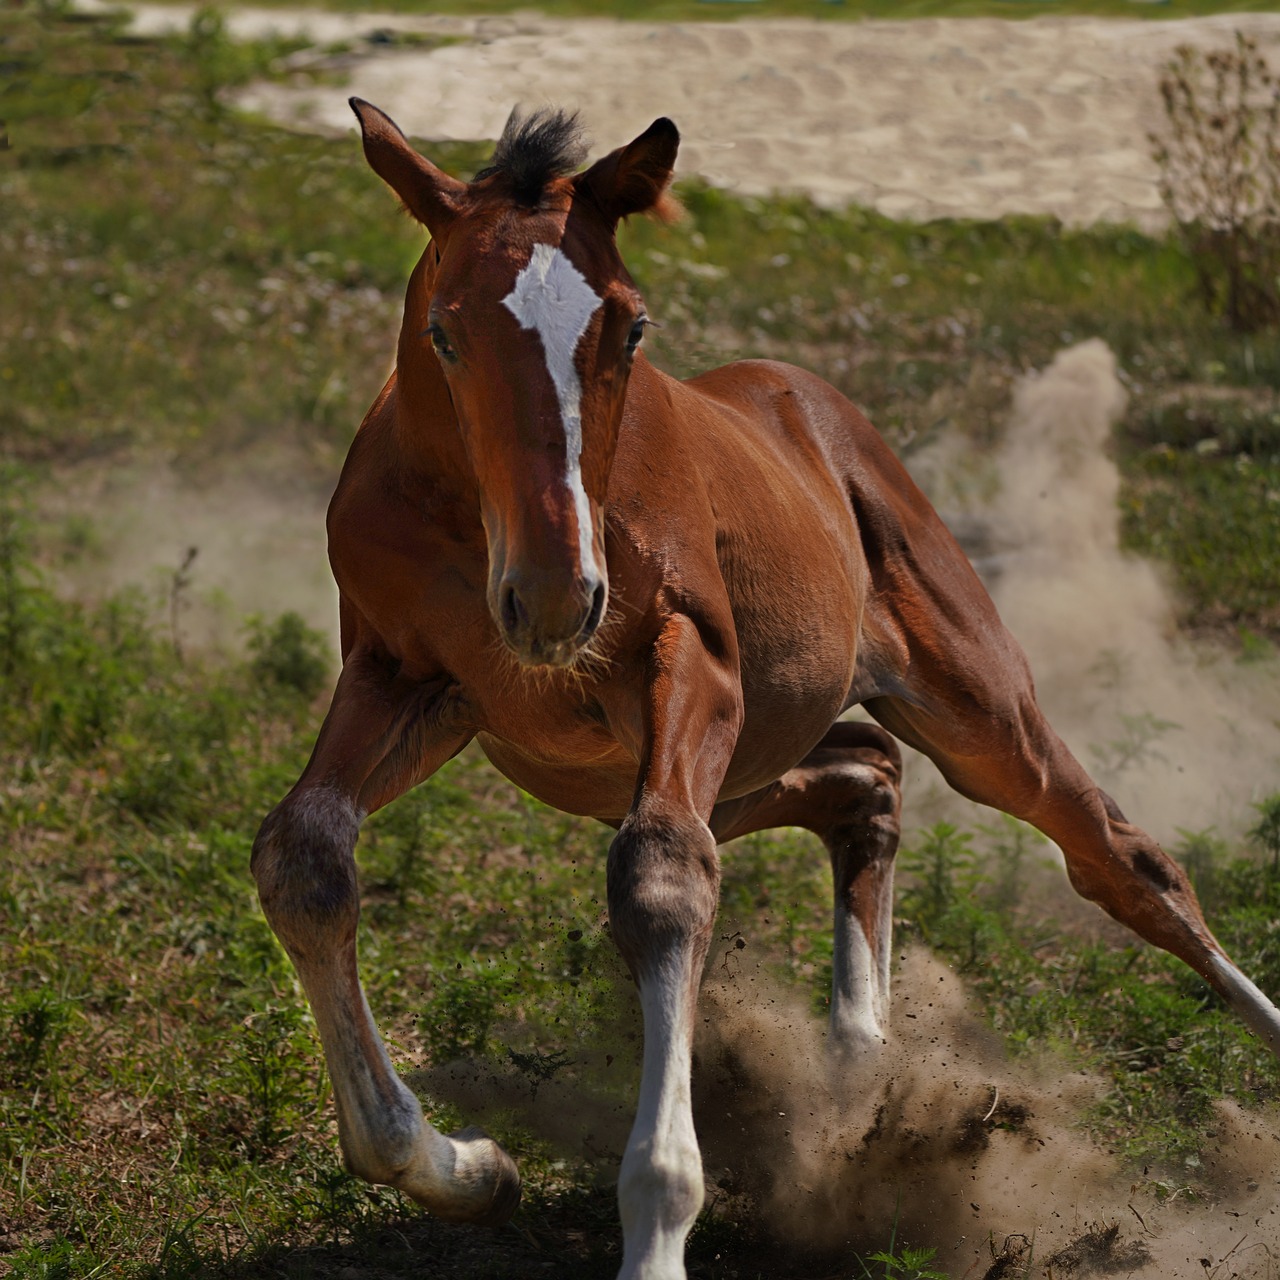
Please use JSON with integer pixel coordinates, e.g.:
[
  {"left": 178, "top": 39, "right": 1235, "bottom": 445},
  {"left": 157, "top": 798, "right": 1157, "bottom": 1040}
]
[
  {"left": 426, "top": 323, "right": 457, "bottom": 362},
  {"left": 626, "top": 318, "right": 647, "bottom": 354}
]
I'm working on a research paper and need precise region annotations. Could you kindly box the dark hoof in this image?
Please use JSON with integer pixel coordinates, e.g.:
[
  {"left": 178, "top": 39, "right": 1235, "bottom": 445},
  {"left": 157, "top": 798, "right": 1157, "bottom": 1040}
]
[{"left": 450, "top": 1126, "right": 522, "bottom": 1226}]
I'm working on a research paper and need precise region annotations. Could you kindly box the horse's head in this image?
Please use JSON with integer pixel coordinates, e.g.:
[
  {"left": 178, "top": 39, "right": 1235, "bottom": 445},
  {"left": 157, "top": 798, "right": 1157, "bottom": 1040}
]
[{"left": 352, "top": 99, "right": 679, "bottom": 669}]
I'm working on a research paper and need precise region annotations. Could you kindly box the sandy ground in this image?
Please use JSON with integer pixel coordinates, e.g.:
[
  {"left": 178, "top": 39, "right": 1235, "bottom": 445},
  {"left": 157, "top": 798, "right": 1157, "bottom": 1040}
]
[{"left": 94, "top": 1, "right": 1280, "bottom": 225}]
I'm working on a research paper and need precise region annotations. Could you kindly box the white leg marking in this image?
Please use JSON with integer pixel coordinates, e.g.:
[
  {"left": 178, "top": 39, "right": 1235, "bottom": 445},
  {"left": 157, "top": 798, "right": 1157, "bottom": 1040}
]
[
  {"left": 1209, "top": 953, "right": 1280, "bottom": 1058},
  {"left": 257, "top": 789, "right": 517, "bottom": 1222},
  {"left": 618, "top": 949, "right": 704, "bottom": 1280},
  {"left": 830, "top": 909, "right": 890, "bottom": 1055},
  {"left": 502, "top": 242, "right": 602, "bottom": 574},
  {"left": 296, "top": 944, "right": 519, "bottom": 1221}
]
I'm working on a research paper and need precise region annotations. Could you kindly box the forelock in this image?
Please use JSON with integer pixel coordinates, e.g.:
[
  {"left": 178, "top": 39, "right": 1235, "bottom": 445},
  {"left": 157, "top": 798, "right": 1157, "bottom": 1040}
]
[{"left": 474, "top": 106, "right": 589, "bottom": 205}]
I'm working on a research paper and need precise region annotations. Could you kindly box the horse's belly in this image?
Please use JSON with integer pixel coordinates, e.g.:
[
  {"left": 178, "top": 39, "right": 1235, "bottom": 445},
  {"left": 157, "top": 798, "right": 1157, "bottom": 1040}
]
[
  {"left": 477, "top": 733, "right": 638, "bottom": 822},
  {"left": 723, "top": 626, "right": 857, "bottom": 800}
]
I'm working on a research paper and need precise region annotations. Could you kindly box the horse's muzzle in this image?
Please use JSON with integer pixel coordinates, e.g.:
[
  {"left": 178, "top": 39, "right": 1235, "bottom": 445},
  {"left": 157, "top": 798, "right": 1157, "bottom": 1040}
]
[{"left": 496, "top": 570, "right": 607, "bottom": 667}]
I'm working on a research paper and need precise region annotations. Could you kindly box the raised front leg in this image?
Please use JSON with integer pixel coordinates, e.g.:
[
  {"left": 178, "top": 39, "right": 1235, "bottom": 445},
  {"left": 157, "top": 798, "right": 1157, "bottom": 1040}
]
[
  {"left": 605, "top": 614, "right": 743, "bottom": 1280},
  {"left": 251, "top": 652, "right": 520, "bottom": 1224},
  {"left": 712, "top": 721, "right": 902, "bottom": 1058}
]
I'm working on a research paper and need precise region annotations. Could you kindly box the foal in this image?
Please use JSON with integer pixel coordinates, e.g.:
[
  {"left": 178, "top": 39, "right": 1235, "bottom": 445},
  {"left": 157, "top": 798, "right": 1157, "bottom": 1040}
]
[{"left": 252, "top": 103, "right": 1280, "bottom": 1280}]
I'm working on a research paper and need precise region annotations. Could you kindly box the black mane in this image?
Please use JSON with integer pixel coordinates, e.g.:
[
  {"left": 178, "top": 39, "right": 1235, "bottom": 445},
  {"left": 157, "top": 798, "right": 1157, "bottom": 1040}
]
[{"left": 475, "top": 106, "right": 589, "bottom": 204}]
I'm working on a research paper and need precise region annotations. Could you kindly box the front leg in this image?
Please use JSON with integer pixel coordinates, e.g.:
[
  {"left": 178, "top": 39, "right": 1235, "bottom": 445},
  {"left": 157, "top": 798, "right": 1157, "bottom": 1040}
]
[
  {"left": 605, "top": 614, "right": 744, "bottom": 1280},
  {"left": 251, "top": 651, "right": 520, "bottom": 1224}
]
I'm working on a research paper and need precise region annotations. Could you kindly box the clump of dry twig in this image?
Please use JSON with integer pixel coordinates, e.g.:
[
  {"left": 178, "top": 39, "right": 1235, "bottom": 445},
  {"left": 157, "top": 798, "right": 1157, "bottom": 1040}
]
[{"left": 1151, "top": 33, "right": 1280, "bottom": 332}]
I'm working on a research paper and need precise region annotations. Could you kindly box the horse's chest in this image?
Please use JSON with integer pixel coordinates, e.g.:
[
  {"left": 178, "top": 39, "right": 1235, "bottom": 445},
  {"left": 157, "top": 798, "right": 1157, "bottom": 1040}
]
[{"left": 471, "top": 693, "right": 638, "bottom": 819}]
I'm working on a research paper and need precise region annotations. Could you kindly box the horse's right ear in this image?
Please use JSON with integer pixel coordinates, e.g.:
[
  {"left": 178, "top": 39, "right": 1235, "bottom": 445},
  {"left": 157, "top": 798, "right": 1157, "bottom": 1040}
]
[
  {"left": 577, "top": 117, "right": 681, "bottom": 227},
  {"left": 350, "top": 98, "right": 465, "bottom": 238}
]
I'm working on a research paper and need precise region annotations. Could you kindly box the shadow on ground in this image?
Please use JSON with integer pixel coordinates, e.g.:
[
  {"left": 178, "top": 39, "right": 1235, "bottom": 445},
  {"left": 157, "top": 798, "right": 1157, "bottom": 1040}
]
[{"left": 193, "top": 1182, "right": 854, "bottom": 1280}]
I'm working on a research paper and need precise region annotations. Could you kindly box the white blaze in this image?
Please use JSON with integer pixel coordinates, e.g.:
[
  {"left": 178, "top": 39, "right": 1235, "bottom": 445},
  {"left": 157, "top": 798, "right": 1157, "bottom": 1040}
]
[{"left": 501, "top": 242, "right": 603, "bottom": 575}]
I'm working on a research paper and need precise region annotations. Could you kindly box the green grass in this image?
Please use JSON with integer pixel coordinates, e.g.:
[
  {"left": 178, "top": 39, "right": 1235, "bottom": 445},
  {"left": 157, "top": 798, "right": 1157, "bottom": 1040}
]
[
  {"left": 1, "top": 494, "right": 1277, "bottom": 1276},
  {"left": 1119, "top": 394, "right": 1280, "bottom": 634},
  {"left": 0, "top": 6, "right": 488, "bottom": 469},
  {"left": 3, "top": 8, "right": 1280, "bottom": 1276}
]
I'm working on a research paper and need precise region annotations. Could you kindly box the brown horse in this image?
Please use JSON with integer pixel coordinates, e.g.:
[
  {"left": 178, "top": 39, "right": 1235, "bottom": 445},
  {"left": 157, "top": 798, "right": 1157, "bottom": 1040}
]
[{"left": 251, "top": 101, "right": 1280, "bottom": 1279}]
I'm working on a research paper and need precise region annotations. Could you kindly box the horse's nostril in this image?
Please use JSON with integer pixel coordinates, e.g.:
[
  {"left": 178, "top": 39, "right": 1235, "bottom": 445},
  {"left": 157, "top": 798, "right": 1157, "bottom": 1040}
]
[
  {"left": 500, "top": 583, "right": 527, "bottom": 637},
  {"left": 583, "top": 579, "right": 607, "bottom": 638}
]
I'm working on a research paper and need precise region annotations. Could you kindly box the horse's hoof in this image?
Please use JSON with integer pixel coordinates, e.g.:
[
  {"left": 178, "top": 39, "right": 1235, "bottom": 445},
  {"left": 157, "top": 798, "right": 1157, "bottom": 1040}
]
[{"left": 449, "top": 1126, "right": 522, "bottom": 1226}]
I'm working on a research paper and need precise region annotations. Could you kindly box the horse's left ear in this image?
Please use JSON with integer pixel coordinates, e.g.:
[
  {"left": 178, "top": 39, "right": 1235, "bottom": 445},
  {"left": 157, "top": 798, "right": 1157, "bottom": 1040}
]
[{"left": 577, "top": 118, "right": 681, "bottom": 226}]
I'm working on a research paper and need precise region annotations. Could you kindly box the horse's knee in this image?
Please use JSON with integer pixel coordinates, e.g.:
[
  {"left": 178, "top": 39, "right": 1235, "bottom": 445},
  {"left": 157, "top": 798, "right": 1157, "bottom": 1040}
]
[
  {"left": 251, "top": 787, "right": 362, "bottom": 957},
  {"left": 1065, "top": 819, "right": 1195, "bottom": 908},
  {"left": 803, "top": 726, "right": 903, "bottom": 839},
  {"left": 830, "top": 772, "right": 901, "bottom": 841},
  {"left": 817, "top": 757, "right": 902, "bottom": 876},
  {"left": 607, "top": 811, "right": 719, "bottom": 978},
  {"left": 618, "top": 1142, "right": 705, "bottom": 1238},
  {"left": 1057, "top": 813, "right": 1220, "bottom": 974}
]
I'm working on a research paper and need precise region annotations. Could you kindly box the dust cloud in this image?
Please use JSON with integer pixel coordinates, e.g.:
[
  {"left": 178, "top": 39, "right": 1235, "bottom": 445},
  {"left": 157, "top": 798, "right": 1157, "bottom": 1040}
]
[
  {"left": 905, "top": 338, "right": 1280, "bottom": 847},
  {"left": 43, "top": 451, "right": 339, "bottom": 655},
  {"left": 685, "top": 343, "right": 1280, "bottom": 1275},
  {"left": 693, "top": 950, "right": 1279, "bottom": 1277},
  {"left": 420, "top": 948, "right": 1279, "bottom": 1276},
  {"left": 417, "top": 341, "right": 1280, "bottom": 1275}
]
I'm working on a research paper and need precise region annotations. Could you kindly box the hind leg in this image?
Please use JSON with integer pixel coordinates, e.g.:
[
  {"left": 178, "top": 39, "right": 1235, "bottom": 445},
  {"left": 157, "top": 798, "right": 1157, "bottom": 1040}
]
[
  {"left": 712, "top": 722, "right": 903, "bottom": 1055},
  {"left": 866, "top": 678, "right": 1280, "bottom": 1058}
]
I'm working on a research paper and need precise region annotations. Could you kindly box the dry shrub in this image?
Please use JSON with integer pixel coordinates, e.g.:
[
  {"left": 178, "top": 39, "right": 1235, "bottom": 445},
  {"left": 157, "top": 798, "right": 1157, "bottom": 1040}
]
[{"left": 1151, "top": 33, "right": 1280, "bottom": 332}]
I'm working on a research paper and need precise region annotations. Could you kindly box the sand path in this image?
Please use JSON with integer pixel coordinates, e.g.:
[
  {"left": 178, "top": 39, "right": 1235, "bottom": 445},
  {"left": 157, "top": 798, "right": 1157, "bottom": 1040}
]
[{"left": 98, "top": 2, "right": 1280, "bottom": 226}]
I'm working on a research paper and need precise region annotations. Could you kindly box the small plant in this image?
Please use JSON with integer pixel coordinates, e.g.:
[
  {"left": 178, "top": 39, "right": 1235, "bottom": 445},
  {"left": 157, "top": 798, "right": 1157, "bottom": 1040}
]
[
  {"left": 2, "top": 1238, "right": 103, "bottom": 1280},
  {"left": 1248, "top": 792, "right": 1280, "bottom": 871},
  {"left": 979, "top": 813, "right": 1047, "bottom": 921},
  {"left": 3, "top": 988, "right": 72, "bottom": 1083},
  {"left": 1089, "top": 710, "right": 1180, "bottom": 779},
  {"left": 507, "top": 1045, "right": 575, "bottom": 1100},
  {"left": 1173, "top": 826, "right": 1230, "bottom": 913},
  {"left": 420, "top": 961, "right": 513, "bottom": 1064},
  {"left": 1151, "top": 33, "right": 1280, "bottom": 331},
  {"left": 246, "top": 610, "right": 330, "bottom": 698},
  {"left": 900, "top": 821, "right": 977, "bottom": 927},
  {"left": 168, "top": 545, "right": 198, "bottom": 664},
  {"left": 859, "top": 1246, "right": 948, "bottom": 1280},
  {"left": 227, "top": 1003, "right": 322, "bottom": 1157}
]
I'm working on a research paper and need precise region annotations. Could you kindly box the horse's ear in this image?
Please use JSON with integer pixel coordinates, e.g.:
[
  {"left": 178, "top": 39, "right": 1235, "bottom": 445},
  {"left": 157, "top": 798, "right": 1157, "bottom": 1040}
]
[
  {"left": 577, "top": 117, "right": 681, "bottom": 226},
  {"left": 350, "top": 98, "right": 466, "bottom": 237}
]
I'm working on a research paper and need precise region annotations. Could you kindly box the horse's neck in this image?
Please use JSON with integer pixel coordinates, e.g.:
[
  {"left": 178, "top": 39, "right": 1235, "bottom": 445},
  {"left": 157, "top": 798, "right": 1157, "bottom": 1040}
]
[
  {"left": 388, "top": 366, "right": 473, "bottom": 489},
  {"left": 386, "top": 252, "right": 477, "bottom": 495}
]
